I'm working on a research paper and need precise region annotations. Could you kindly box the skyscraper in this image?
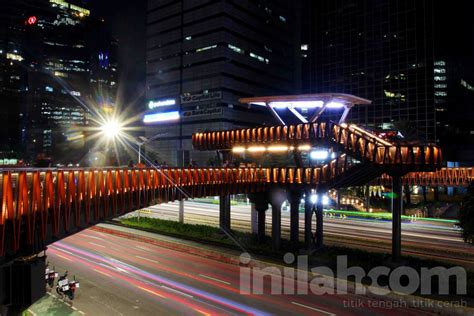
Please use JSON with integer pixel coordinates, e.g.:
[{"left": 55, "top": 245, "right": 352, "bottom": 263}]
[
  {"left": 0, "top": 0, "right": 118, "bottom": 163},
  {"left": 303, "top": 0, "right": 436, "bottom": 143},
  {"left": 145, "top": 0, "right": 301, "bottom": 165}
]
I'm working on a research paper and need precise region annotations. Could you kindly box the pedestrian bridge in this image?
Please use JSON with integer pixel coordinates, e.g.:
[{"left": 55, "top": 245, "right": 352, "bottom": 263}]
[
  {"left": 0, "top": 128, "right": 455, "bottom": 261},
  {"left": 0, "top": 93, "right": 471, "bottom": 311}
]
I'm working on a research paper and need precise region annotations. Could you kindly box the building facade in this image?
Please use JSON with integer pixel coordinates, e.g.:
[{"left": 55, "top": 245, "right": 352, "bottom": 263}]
[
  {"left": 303, "top": 0, "right": 436, "bottom": 143},
  {"left": 145, "top": 0, "right": 301, "bottom": 166},
  {"left": 0, "top": 0, "right": 118, "bottom": 163}
]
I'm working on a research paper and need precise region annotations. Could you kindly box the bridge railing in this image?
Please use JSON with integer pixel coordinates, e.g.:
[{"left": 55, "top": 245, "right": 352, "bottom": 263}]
[
  {"left": 192, "top": 121, "right": 442, "bottom": 169},
  {"left": 0, "top": 162, "right": 364, "bottom": 258},
  {"left": 377, "top": 167, "right": 474, "bottom": 187}
]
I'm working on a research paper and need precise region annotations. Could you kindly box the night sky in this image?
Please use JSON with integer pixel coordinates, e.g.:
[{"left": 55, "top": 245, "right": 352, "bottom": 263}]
[{"left": 88, "top": 0, "right": 147, "bottom": 113}]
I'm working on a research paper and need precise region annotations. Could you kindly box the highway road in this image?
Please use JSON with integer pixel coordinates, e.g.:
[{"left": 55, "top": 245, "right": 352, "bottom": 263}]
[
  {"left": 29, "top": 226, "right": 435, "bottom": 316},
  {"left": 141, "top": 201, "right": 474, "bottom": 266}
]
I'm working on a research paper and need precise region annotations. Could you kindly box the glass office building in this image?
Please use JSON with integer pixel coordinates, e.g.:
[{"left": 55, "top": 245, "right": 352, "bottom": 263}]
[{"left": 145, "top": 0, "right": 301, "bottom": 166}]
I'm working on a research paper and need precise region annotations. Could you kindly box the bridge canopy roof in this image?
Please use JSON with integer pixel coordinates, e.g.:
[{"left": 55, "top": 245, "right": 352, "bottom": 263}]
[
  {"left": 239, "top": 93, "right": 371, "bottom": 125},
  {"left": 239, "top": 93, "right": 371, "bottom": 106}
]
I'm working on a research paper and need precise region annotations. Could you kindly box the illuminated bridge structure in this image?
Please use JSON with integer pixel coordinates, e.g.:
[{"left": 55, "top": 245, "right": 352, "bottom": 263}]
[
  {"left": 0, "top": 93, "right": 468, "bottom": 311},
  {"left": 378, "top": 168, "right": 474, "bottom": 187}
]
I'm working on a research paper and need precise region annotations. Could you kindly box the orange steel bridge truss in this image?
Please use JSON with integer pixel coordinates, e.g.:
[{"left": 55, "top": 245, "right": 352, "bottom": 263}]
[
  {"left": 192, "top": 121, "right": 442, "bottom": 169},
  {"left": 378, "top": 167, "right": 474, "bottom": 187},
  {"left": 3, "top": 121, "right": 471, "bottom": 261}
]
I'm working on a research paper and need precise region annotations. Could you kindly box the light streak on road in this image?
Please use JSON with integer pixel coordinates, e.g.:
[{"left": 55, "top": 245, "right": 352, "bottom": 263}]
[{"left": 51, "top": 242, "right": 269, "bottom": 316}]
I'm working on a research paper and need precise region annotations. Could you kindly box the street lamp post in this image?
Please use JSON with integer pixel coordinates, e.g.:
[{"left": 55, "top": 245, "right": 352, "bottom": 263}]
[{"left": 135, "top": 133, "right": 167, "bottom": 164}]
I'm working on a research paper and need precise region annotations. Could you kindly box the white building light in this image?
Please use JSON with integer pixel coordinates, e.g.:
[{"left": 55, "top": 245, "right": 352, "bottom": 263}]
[{"left": 143, "top": 111, "right": 180, "bottom": 123}]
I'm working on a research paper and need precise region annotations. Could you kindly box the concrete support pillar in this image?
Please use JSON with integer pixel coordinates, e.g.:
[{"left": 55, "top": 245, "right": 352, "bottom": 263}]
[
  {"left": 271, "top": 202, "right": 282, "bottom": 251},
  {"left": 289, "top": 192, "right": 302, "bottom": 244},
  {"left": 1, "top": 257, "right": 46, "bottom": 314},
  {"left": 422, "top": 186, "right": 427, "bottom": 203},
  {"left": 315, "top": 200, "right": 324, "bottom": 249},
  {"left": 404, "top": 184, "right": 411, "bottom": 207},
  {"left": 178, "top": 200, "right": 184, "bottom": 223},
  {"left": 250, "top": 203, "right": 258, "bottom": 235},
  {"left": 336, "top": 190, "right": 341, "bottom": 209},
  {"left": 365, "top": 185, "right": 370, "bottom": 212},
  {"left": 219, "top": 195, "right": 231, "bottom": 232},
  {"left": 304, "top": 193, "right": 313, "bottom": 248},
  {"left": 257, "top": 208, "right": 266, "bottom": 241},
  {"left": 433, "top": 186, "right": 439, "bottom": 201},
  {"left": 248, "top": 193, "right": 268, "bottom": 242},
  {"left": 392, "top": 175, "right": 403, "bottom": 261}
]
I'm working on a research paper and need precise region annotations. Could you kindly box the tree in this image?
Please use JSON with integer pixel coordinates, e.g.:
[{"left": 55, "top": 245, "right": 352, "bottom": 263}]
[{"left": 459, "top": 182, "right": 474, "bottom": 244}]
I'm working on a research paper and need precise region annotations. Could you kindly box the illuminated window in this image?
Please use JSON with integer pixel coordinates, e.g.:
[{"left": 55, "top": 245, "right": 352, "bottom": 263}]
[
  {"left": 434, "top": 61, "right": 446, "bottom": 66},
  {"left": 434, "top": 76, "right": 446, "bottom": 81},
  {"left": 434, "top": 68, "right": 446, "bottom": 74},
  {"left": 434, "top": 84, "right": 447, "bottom": 89},
  {"left": 384, "top": 90, "right": 405, "bottom": 99},
  {"left": 70, "top": 91, "right": 81, "bottom": 96},
  {"left": 301, "top": 44, "right": 308, "bottom": 51},
  {"left": 228, "top": 44, "right": 244, "bottom": 54},
  {"left": 279, "top": 16, "right": 286, "bottom": 22},
  {"left": 461, "top": 79, "right": 474, "bottom": 91},
  {"left": 6, "top": 53, "right": 23, "bottom": 61},
  {"left": 196, "top": 45, "right": 217, "bottom": 52},
  {"left": 49, "top": 0, "right": 90, "bottom": 16},
  {"left": 250, "top": 52, "right": 269, "bottom": 64},
  {"left": 45, "top": 86, "right": 54, "bottom": 92},
  {"left": 185, "top": 36, "right": 192, "bottom": 40},
  {"left": 434, "top": 91, "right": 447, "bottom": 97}
]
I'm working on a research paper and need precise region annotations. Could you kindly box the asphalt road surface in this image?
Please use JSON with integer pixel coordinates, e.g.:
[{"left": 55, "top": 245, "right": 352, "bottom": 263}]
[
  {"left": 140, "top": 201, "right": 474, "bottom": 267},
  {"left": 29, "top": 226, "right": 436, "bottom": 316}
]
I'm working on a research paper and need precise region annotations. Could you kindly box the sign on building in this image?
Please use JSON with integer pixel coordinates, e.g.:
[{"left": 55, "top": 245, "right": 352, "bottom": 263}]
[{"left": 180, "top": 91, "right": 222, "bottom": 104}]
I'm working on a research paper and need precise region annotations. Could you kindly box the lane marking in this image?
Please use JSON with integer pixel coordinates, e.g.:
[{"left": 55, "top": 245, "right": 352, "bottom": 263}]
[
  {"left": 198, "top": 274, "right": 231, "bottom": 285},
  {"left": 291, "top": 302, "right": 336, "bottom": 316},
  {"left": 78, "top": 311, "right": 86, "bottom": 315},
  {"left": 135, "top": 255, "right": 159, "bottom": 264},
  {"left": 53, "top": 248, "right": 74, "bottom": 255},
  {"left": 28, "top": 309, "right": 37, "bottom": 316},
  {"left": 55, "top": 254, "right": 72, "bottom": 261},
  {"left": 81, "top": 234, "right": 104, "bottom": 240},
  {"left": 138, "top": 286, "right": 165, "bottom": 298},
  {"left": 71, "top": 306, "right": 78, "bottom": 310},
  {"left": 94, "top": 269, "right": 112, "bottom": 278},
  {"left": 88, "top": 242, "right": 105, "bottom": 248},
  {"left": 135, "top": 245, "right": 150, "bottom": 251},
  {"left": 161, "top": 285, "right": 193, "bottom": 298}
]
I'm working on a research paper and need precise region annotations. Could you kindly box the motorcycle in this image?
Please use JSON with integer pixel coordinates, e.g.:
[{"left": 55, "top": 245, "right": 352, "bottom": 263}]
[
  {"left": 45, "top": 263, "right": 59, "bottom": 288},
  {"left": 56, "top": 271, "right": 80, "bottom": 300}
]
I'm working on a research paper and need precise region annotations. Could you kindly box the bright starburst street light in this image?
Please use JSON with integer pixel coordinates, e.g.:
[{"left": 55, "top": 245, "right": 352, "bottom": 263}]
[{"left": 101, "top": 120, "right": 122, "bottom": 138}]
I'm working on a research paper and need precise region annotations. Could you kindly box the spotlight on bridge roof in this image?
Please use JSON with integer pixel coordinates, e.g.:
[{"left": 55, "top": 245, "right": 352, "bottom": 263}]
[
  {"left": 310, "top": 150, "right": 329, "bottom": 160},
  {"left": 325, "top": 101, "right": 345, "bottom": 108},
  {"left": 232, "top": 147, "right": 246, "bottom": 153},
  {"left": 269, "top": 101, "right": 325, "bottom": 108},
  {"left": 298, "top": 144, "right": 311, "bottom": 151},
  {"left": 247, "top": 146, "right": 266, "bottom": 153},
  {"left": 267, "top": 145, "right": 289, "bottom": 152},
  {"left": 101, "top": 119, "right": 122, "bottom": 138}
]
